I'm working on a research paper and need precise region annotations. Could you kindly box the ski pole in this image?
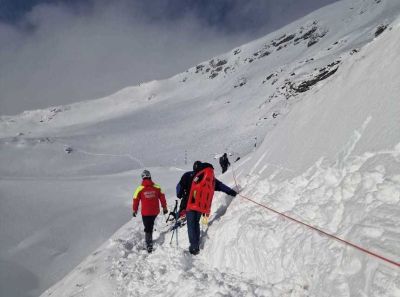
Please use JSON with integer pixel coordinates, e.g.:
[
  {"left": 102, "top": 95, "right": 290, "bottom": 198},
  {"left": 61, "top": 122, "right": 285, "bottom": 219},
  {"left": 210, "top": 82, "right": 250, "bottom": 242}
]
[
  {"left": 166, "top": 200, "right": 178, "bottom": 223},
  {"left": 170, "top": 228, "right": 175, "bottom": 244},
  {"left": 176, "top": 224, "right": 179, "bottom": 247}
]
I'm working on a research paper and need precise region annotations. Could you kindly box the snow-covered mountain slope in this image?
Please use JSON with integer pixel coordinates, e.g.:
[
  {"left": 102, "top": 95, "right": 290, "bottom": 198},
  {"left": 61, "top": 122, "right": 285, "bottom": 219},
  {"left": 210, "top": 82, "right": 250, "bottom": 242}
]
[
  {"left": 1, "top": 1, "right": 400, "bottom": 297},
  {"left": 2, "top": 0, "right": 399, "bottom": 177}
]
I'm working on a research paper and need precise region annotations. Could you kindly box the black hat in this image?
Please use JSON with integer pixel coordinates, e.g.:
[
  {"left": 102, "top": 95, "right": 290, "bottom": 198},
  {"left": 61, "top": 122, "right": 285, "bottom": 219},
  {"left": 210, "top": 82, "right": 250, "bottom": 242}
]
[
  {"left": 193, "top": 161, "right": 202, "bottom": 171},
  {"left": 141, "top": 169, "right": 151, "bottom": 179}
]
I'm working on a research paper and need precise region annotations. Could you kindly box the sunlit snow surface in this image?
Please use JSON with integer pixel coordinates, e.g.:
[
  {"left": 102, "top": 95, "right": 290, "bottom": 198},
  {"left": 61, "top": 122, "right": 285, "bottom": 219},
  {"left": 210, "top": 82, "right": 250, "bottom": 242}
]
[{"left": 1, "top": 0, "right": 400, "bottom": 296}]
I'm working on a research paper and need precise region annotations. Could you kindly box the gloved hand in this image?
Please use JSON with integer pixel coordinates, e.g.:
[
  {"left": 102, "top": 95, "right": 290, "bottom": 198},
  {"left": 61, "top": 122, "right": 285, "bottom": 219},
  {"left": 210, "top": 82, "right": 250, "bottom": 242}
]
[
  {"left": 179, "top": 209, "right": 187, "bottom": 218},
  {"left": 132, "top": 212, "right": 137, "bottom": 217},
  {"left": 230, "top": 190, "right": 237, "bottom": 197},
  {"left": 163, "top": 208, "right": 168, "bottom": 215}
]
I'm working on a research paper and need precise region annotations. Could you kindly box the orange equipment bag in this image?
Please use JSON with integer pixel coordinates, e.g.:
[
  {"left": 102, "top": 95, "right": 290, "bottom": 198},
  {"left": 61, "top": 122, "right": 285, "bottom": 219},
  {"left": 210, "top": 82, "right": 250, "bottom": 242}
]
[{"left": 186, "top": 167, "right": 215, "bottom": 215}]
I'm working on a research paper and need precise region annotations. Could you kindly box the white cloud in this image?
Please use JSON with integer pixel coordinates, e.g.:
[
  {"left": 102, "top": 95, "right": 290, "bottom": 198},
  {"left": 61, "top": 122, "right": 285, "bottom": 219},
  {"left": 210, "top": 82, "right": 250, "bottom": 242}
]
[{"left": 0, "top": 0, "right": 337, "bottom": 115}]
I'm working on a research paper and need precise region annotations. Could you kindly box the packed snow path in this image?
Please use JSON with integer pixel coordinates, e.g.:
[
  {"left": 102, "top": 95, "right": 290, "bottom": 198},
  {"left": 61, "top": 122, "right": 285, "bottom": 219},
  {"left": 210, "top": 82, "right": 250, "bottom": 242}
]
[{"left": 40, "top": 216, "right": 279, "bottom": 297}]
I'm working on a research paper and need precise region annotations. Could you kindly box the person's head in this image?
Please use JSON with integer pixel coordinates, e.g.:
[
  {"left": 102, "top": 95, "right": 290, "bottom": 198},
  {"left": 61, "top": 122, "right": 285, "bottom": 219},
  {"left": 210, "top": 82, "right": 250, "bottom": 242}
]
[
  {"left": 193, "top": 161, "right": 202, "bottom": 171},
  {"left": 223, "top": 153, "right": 227, "bottom": 157},
  {"left": 141, "top": 169, "right": 151, "bottom": 180}
]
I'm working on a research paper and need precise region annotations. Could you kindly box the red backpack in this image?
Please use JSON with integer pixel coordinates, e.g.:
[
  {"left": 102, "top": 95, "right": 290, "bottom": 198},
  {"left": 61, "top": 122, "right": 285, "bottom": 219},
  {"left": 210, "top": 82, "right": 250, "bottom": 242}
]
[{"left": 186, "top": 167, "right": 215, "bottom": 214}]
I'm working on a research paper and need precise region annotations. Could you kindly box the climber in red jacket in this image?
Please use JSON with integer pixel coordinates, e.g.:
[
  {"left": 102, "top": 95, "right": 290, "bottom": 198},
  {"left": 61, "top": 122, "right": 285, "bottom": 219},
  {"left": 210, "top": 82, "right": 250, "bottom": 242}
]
[{"left": 133, "top": 169, "right": 168, "bottom": 252}]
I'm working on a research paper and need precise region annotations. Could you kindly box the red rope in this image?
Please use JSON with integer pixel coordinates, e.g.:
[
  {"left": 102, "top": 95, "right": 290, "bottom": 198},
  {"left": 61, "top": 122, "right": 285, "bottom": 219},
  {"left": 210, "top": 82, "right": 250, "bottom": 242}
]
[{"left": 231, "top": 168, "right": 400, "bottom": 268}]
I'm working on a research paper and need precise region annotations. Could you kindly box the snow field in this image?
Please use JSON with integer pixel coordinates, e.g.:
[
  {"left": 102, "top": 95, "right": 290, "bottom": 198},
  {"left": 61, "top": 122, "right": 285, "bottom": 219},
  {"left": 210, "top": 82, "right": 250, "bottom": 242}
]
[{"left": 2, "top": 1, "right": 400, "bottom": 296}]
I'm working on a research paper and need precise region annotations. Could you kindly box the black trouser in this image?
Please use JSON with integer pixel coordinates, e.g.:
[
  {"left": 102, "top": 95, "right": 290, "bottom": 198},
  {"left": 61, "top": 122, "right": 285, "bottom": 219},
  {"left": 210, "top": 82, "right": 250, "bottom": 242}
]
[
  {"left": 142, "top": 215, "right": 157, "bottom": 247},
  {"left": 142, "top": 215, "right": 157, "bottom": 233},
  {"left": 186, "top": 210, "right": 202, "bottom": 252}
]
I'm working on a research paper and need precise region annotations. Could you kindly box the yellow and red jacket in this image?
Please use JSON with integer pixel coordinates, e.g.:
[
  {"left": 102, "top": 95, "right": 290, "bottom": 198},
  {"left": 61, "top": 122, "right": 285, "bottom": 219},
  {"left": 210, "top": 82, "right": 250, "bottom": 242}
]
[{"left": 133, "top": 179, "right": 167, "bottom": 216}]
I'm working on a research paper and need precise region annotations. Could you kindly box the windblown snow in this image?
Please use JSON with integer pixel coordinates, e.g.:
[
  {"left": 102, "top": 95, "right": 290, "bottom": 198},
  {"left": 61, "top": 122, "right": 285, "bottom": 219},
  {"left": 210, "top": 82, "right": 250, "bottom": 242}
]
[{"left": 1, "top": 0, "right": 399, "bottom": 296}]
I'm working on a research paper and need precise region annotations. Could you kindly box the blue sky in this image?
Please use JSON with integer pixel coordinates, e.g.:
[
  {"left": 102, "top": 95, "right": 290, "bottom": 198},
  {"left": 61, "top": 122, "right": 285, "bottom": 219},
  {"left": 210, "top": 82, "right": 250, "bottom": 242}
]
[{"left": 0, "top": 0, "right": 337, "bottom": 115}]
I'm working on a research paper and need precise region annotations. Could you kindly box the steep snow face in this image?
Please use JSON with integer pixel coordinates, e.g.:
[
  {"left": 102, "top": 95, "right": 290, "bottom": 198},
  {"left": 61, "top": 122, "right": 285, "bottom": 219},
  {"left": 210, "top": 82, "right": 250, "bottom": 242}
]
[
  {"left": 1, "top": 0, "right": 400, "bottom": 297},
  {"left": 207, "top": 17, "right": 400, "bottom": 296}
]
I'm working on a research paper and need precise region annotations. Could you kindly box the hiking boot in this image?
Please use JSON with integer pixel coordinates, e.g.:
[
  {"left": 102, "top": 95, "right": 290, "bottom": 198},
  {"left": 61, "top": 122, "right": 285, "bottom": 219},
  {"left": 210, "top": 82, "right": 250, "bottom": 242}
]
[{"left": 189, "top": 248, "right": 200, "bottom": 255}]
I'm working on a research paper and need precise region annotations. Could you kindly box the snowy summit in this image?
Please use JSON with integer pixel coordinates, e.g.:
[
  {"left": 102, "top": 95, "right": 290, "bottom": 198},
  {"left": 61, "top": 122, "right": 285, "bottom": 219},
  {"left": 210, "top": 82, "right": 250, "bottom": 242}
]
[{"left": 0, "top": 0, "right": 399, "bottom": 297}]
